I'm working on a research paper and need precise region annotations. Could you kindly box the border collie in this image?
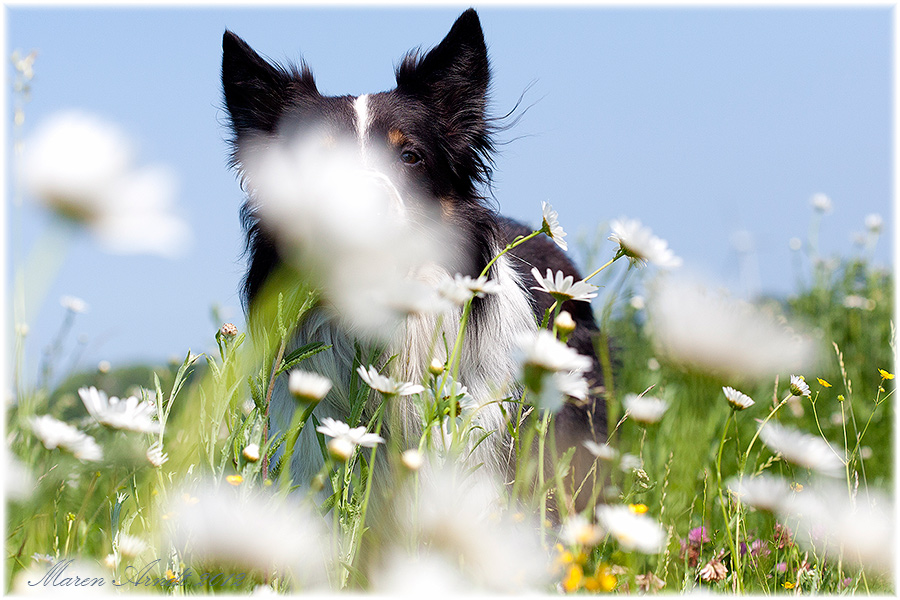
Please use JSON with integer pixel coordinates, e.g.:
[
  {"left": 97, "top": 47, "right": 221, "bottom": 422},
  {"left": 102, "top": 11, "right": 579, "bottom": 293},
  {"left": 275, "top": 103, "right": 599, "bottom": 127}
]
[{"left": 221, "top": 8, "right": 606, "bottom": 508}]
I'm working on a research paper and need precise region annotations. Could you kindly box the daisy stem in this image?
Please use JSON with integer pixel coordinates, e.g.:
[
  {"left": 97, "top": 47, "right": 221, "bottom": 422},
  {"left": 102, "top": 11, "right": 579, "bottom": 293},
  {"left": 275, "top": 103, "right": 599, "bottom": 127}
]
[
  {"left": 478, "top": 229, "right": 542, "bottom": 279},
  {"left": 715, "top": 410, "right": 742, "bottom": 593},
  {"left": 347, "top": 398, "right": 387, "bottom": 581},
  {"left": 538, "top": 408, "right": 551, "bottom": 546},
  {"left": 583, "top": 249, "right": 625, "bottom": 283}
]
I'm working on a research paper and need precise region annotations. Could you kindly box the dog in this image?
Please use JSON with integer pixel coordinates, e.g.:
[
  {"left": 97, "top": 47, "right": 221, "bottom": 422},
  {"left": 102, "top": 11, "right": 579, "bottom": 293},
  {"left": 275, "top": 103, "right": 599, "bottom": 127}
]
[{"left": 221, "top": 8, "right": 607, "bottom": 511}]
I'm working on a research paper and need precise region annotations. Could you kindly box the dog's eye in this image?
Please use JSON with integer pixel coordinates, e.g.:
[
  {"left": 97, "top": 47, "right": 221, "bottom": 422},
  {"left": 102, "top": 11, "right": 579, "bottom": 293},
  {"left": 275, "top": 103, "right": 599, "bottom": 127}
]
[{"left": 400, "top": 150, "right": 421, "bottom": 165}]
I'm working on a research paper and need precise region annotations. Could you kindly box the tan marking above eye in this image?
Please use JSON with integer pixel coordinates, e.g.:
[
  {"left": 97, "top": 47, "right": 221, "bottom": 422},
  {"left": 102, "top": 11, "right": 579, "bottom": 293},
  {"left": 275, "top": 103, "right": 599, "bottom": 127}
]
[{"left": 388, "top": 129, "right": 407, "bottom": 147}]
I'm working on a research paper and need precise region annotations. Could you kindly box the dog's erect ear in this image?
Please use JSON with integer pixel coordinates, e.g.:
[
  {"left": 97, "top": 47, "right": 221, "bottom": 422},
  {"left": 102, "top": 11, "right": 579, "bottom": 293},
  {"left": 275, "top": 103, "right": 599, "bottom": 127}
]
[
  {"left": 395, "top": 9, "right": 490, "bottom": 116},
  {"left": 222, "top": 30, "right": 315, "bottom": 134}
]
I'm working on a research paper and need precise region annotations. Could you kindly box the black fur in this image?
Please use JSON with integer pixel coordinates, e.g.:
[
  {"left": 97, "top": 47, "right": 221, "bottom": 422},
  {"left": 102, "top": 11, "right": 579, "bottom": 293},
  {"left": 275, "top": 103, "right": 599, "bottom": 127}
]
[{"left": 222, "top": 9, "right": 607, "bottom": 507}]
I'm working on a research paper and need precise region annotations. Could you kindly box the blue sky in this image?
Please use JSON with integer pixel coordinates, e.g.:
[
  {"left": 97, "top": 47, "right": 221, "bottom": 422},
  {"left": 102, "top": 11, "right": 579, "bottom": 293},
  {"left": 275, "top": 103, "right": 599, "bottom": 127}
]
[{"left": 6, "top": 6, "right": 893, "bottom": 378}]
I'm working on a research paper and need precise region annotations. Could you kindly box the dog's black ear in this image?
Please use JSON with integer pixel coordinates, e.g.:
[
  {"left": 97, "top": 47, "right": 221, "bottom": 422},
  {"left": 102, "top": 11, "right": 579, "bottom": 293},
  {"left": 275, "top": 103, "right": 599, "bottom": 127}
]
[
  {"left": 395, "top": 9, "right": 490, "bottom": 117},
  {"left": 222, "top": 30, "right": 315, "bottom": 134}
]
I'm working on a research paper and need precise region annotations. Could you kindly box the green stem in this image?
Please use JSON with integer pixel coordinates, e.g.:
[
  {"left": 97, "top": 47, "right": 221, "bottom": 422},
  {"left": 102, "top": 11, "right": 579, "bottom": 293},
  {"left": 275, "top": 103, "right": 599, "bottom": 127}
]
[
  {"left": 583, "top": 248, "right": 625, "bottom": 282},
  {"left": 716, "top": 410, "right": 742, "bottom": 593}
]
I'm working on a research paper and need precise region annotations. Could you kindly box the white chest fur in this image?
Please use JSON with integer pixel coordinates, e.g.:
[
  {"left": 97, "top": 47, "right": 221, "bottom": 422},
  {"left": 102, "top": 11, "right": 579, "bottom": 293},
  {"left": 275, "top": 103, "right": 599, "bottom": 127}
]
[{"left": 268, "top": 253, "right": 537, "bottom": 485}]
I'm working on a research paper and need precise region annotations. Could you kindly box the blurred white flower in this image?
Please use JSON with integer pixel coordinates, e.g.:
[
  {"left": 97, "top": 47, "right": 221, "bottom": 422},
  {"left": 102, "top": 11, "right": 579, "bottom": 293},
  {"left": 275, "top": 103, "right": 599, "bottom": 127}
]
[
  {"left": 789, "top": 237, "right": 803, "bottom": 251},
  {"left": 608, "top": 218, "right": 682, "bottom": 269},
  {"left": 438, "top": 274, "right": 501, "bottom": 306},
  {"left": 789, "top": 375, "right": 811, "bottom": 398},
  {"left": 778, "top": 482, "right": 893, "bottom": 575},
  {"left": 727, "top": 473, "right": 791, "bottom": 512},
  {"left": 288, "top": 370, "right": 332, "bottom": 403},
  {"left": 389, "top": 466, "right": 551, "bottom": 592},
  {"left": 372, "top": 551, "right": 471, "bottom": 594},
  {"left": 29, "top": 415, "right": 102, "bottom": 461},
  {"left": 20, "top": 111, "right": 189, "bottom": 257},
  {"left": 531, "top": 268, "right": 598, "bottom": 303},
  {"left": 619, "top": 453, "right": 643, "bottom": 472},
  {"left": 623, "top": 394, "right": 669, "bottom": 425},
  {"left": 146, "top": 441, "right": 168, "bottom": 467},
  {"left": 78, "top": 386, "right": 160, "bottom": 434},
  {"left": 517, "top": 329, "right": 591, "bottom": 375},
  {"left": 646, "top": 277, "right": 817, "bottom": 381},
  {"left": 31, "top": 553, "right": 55, "bottom": 565},
  {"left": 722, "top": 386, "right": 755, "bottom": 411},
  {"left": 583, "top": 440, "right": 618, "bottom": 461},
  {"left": 167, "top": 483, "right": 330, "bottom": 587},
  {"left": 357, "top": 365, "right": 424, "bottom": 397},
  {"left": 843, "top": 295, "right": 875, "bottom": 311},
  {"left": 316, "top": 417, "right": 384, "bottom": 449},
  {"left": 758, "top": 422, "right": 844, "bottom": 476},
  {"left": 529, "top": 370, "right": 589, "bottom": 413},
  {"left": 6, "top": 453, "right": 35, "bottom": 501},
  {"left": 239, "top": 135, "right": 453, "bottom": 339},
  {"left": 596, "top": 504, "right": 666, "bottom": 553},
  {"left": 242, "top": 443, "right": 260, "bottom": 463},
  {"left": 114, "top": 533, "right": 148, "bottom": 558},
  {"left": 560, "top": 513, "right": 604, "bottom": 547},
  {"left": 60, "top": 295, "right": 88, "bottom": 314},
  {"left": 864, "top": 213, "right": 883, "bottom": 233},
  {"left": 810, "top": 192, "right": 833, "bottom": 214},
  {"left": 401, "top": 449, "right": 424, "bottom": 471},
  {"left": 541, "top": 201, "right": 568, "bottom": 251}
]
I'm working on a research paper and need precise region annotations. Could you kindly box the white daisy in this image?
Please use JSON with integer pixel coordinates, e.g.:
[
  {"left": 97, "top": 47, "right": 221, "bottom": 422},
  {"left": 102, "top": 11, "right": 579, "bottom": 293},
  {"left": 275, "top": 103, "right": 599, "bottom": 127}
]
[
  {"left": 288, "top": 370, "right": 332, "bottom": 403},
  {"left": 865, "top": 213, "right": 883, "bottom": 233},
  {"left": 78, "top": 386, "right": 160, "bottom": 434},
  {"left": 21, "top": 111, "right": 190, "bottom": 258},
  {"left": 29, "top": 415, "right": 103, "bottom": 461},
  {"left": 401, "top": 449, "right": 425, "bottom": 471},
  {"left": 596, "top": 504, "right": 666, "bottom": 553},
  {"left": 316, "top": 417, "right": 385, "bottom": 449},
  {"left": 560, "top": 513, "right": 604, "bottom": 547},
  {"left": 114, "top": 533, "right": 148, "bottom": 558},
  {"left": 789, "top": 375, "right": 811, "bottom": 398},
  {"left": 357, "top": 365, "right": 424, "bottom": 397},
  {"left": 646, "top": 277, "right": 817, "bottom": 382},
  {"left": 438, "top": 274, "right": 502, "bottom": 305},
  {"left": 583, "top": 440, "right": 618, "bottom": 461},
  {"left": 727, "top": 474, "right": 791, "bottom": 513},
  {"left": 60, "top": 295, "right": 88, "bottom": 314},
  {"left": 529, "top": 370, "right": 589, "bottom": 413},
  {"left": 540, "top": 201, "right": 568, "bottom": 251},
  {"left": 530, "top": 268, "right": 598, "bottom": 303},
  {"left": 608, "top": 217, "right": 682, "bottom": 269},
  {"left": 810, "top": 192, "right": 833, "bottom": 214},
  {"left": 722, "top": 386, "right": 755, "bottom": 411},
  {"left": 167, "top": 482, "right": 330, "bottom": 585},
  {"left": 758, "top": 422, "right": 844, "bottom": 476},
  {"left": 146, "top": 441, "right": 169, "bottom": 467},
  {"left": 517, "top": 329, "right": 592, "bottom": 375},
  {"left": 242, "top": 443, "right": 260, "bottom": 463},
  {"left": 432, "top": 375, "right": 477, "bottom": 414},
  {"left": 778, "top": 482, "right": 893, "bottom": 575},
  {"left": 623, "top": 394, "right": 669, "bottom": 425}
]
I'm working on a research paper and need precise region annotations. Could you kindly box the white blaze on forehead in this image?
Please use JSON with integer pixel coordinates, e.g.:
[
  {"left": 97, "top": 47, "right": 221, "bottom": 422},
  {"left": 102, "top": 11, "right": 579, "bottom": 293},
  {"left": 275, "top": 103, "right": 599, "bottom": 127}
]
[{"left": 353, "top": 94, "right": 370, "bottom": 148}]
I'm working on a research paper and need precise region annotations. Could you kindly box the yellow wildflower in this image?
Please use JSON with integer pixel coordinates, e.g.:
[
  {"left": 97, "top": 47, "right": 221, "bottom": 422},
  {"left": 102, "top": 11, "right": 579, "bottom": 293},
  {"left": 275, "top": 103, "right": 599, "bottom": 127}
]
[
  {"left": 878, "top": 369, "right": 894, "bottom": 380},
  {"left": 225, "top": 475, "right": 243, "bottom": 486},
  {"left": 791, "top": 482, "right": 803, "bottom": 492},
  {"left": 596, "top": 564, "right": 617, "bottom": 591},
  {"left": 562, "top": 564, "right": 584, "bottom": 592},
  {"left": 783, "top": 581, "right": 796, "bottom": 589},
  {"left": 817, "top": 378, "right": 831, "bottom": 388},
  {"left": 629, "top": 503, "right": 649, "bottom": 514}
]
